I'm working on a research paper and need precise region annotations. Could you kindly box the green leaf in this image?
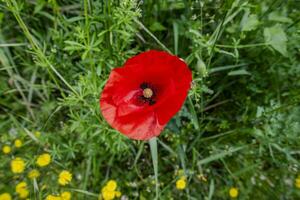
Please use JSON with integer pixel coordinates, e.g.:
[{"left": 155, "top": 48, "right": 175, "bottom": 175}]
[
  {"left": 149, "top": 21, "right": 166, "bottom": 32},
  {"left": 208, "top": 179, "right": 215, "bottom": 200},
  {"left": 149, "top": 137, "right": 159, "bottom": 199},
  {"left": 228, "top": 69, "right": 251, "bottom": 76},
  {"left": 264, "top": 24, "right": 288, "bottom": 57},
  {"left": 198, "top": 146, "right": 246, "bottom": 165},
  {"left": 196, "top": 58, "right": 208, "bottom": 77},
  {"left": 240, "top": 10, "right": 259, "bottom": 31},
  {"left": 268, "top": 11, "right": 292, "bottom": 23}
]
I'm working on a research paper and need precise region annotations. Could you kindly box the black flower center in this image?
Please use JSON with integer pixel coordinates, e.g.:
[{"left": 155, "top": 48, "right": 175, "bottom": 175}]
[{"left": 139, "top": 82, "right": 156, "bottom": 105}]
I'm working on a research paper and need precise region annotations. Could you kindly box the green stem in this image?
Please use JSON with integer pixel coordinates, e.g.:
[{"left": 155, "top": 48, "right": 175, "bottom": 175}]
[
  {"left": 149, "top": 137, "right": 159, "bottom": 199},
  {"left": 134, "top": 18, "right": 171, "bottom": 53},
  {"left": 216, "top": 43, "right": 268, "bottom": 49},
  {"left": 7, "top": 0, "right": 79, "bottom": 97}
]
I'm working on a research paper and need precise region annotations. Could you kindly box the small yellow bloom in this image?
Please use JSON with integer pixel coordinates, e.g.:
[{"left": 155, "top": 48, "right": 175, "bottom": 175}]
[
  {"left": 295, "top": 176, "right": 300, "bottom": 189},
  {"left": 45, "top": 195, "right": 61, "bottom": 200},
  {"left": 101, "top": 180, "right": 120, "bottom": 200},
  {"left": 18, "top": 189, "right": 29, "bottom": 199},
  {"left": 16, "top": 182, "right": 27, "bottom": 193},
  {"left": 2, "top": 145, "right": 11, "bottom": 154},
  {"left": 102, "top": 190, "right": 115, "bottom": 200},
  {"left": 0, "top": 193, "right": 11, "bottom": 200},
  {"left": 28, "top": 169, "right": 40, "bottom": 179},
  {"left": 14, "top": 139, "right": 22, "bottom": 148},
  {"left": 35, "top": 131, "right": 41, "bottom": 138},
  {"left": 106, "top": 180, "right": 117, "bottom": 191},
  {"left": 229, "top": 187, "right": 239, "bottom": 198},
  {"left": 11, "top": 157, "right": 25, "bottom": 173},
  {"left": 61, "top": 192, "right": 71, "bottom": 200},
  {"left": 16, "top": 182, "right": 29, "bottom": 199},
  {"left": 176, "top": 178, "right": 187, "bottom": 190},
  {"left": 36, "top": 153, "right": 51, "bottom": 167},
  {"left": 58, "top": 170, "right": 72, "bottom": 186},
  {"left": 115, "top": 191, "right": 121, "bottom": 197}
]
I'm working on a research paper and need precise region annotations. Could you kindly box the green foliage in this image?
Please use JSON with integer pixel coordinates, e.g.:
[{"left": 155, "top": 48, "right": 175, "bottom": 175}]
[
  {"left": 264, "top": 24, "right": 287, "bottom": 56},
  {"left": 0, "top": 0, "right": 300, "bottom": 199}
]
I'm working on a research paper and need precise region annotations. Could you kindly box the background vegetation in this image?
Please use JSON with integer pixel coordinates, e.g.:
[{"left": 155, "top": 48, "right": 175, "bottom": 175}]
[{"left": 0, "top": 0, "right": 300, "bottom": 199}]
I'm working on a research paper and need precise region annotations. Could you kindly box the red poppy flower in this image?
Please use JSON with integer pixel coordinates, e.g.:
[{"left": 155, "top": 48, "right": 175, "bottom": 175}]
[{"left": 100, "top": 50, "right": 192, "bottom": 140}]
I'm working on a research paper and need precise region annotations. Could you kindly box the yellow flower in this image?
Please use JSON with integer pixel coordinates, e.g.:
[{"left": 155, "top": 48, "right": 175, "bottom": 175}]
[
  {"left": 102, "top": 190, "right": 115, "bottom": 200},
  {"left": 101, "top": 180, "right": 120, "bottom": 200},
  {"left": 61, "top": 192, "right": 71, "bottom": 200},
  {"left": 176, "top": 178, "right": 187, "bottom": 190},
  {"left": 14, "top": 139, "right": 22, "bottom": 148},
  {"left": 16, "top": 182, "right": 29, "bottom": 199},
  {"left": 2, "top": 145, "right": 11, "bottom": 154},
  {"left": 229, "top": 187, "right": 239, "bottom": 198},
  {"left": 16, "top": 182, "right": 27, "bottom": 193},
  {"left": 0, "top": 193, "right": 11, "bottom": 200},
  {"left": 115, "top": 191, "right": 121, "bottom": 197},
  {"left": 18, "top": 189, "right": 29, "bottom": 199},
  {"left": 106, "top": 180, "right": 117, "bottom": 191},
  {"left": 45, "top": 195, "right": 61, "bottom": 200},
  {"left": 11, "top": 157, "right": 25, "bottom": 173},
  {"left": 28, "top": 169, "right": 40, "bottom": 179},
  {"left": 35, "top": 131, "right": 41, "bottom": 138},
  {"left": 36, "top": 153, "right": 51, "bottom": 167},
  {"left": 295, "top": 176, "right": 300, "bottom": 189},
  {"left": 58, "top": 170, "right": 72, "bottom": 186}
]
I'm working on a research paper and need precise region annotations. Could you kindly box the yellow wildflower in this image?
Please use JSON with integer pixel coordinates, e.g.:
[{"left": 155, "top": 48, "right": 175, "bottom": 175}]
[
  {"left": 45, "top": 195, "right": 61, "bottom": 200},
  {"left": 176, "top": 177, "right": 187, "bottom": 190},
  {"left": 102, "top": 190, "right": 115, "bottom": 200},
  {"left": 18, "top": 189, "right": 29, "bottom": 199},
  {"left": 0, "top": 193, "right": 11, "bottom": 200},
  {"left": 11, "top": 157, "right": 25, "bottom": 173},
  {"left": 16, "top": 182, "right": 29, "bottom": 199},
  {"left": 14, "top": 139, "right": 22, "bottom": 148},
  {"left": 2, "top": 145, "right": 11, "bottom": 154},
  {"left": 115, "top": 191, "right": 121, "bottom": 197},
  {"left": 58, "top": 170, "right": 72, "bottom": 186},
  {"left": 16, "top": 182, "right": 27, "bottom": 193},
  {"left": 106, "top": 180, "right": 117, "bottom": 191},
  {"left": 36, "top": 153, "right": 51, "bottom": 167},
  {"left": 61, "top": 192, "right": 71, "bottom": 200},
  {"left": 35, "top": 131, "right": 41, "bottom": 138},
  {"left": 295, "top": 176, "right": 300, "bottom": 189},
  {"left": 28, "top": 169, "right": 40, "bottom": 179},
  {"left": 229, "top": 187, "right": 239, "bottom": 198},
  {"left": 101, "top": 180, "right": 120, "bottom": 200}
]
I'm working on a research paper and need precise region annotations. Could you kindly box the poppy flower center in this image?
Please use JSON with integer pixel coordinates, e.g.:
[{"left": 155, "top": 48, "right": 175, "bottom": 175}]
[
  {"left": 143, "top": 88, "right": 153, "bottom": 98},
  {"left": 138, "top": 82, "right": 156, "bottom": 106}
]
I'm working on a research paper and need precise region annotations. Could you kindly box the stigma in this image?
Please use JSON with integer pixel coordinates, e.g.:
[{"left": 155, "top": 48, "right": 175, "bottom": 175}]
[{"left": 143, "top": 88, "right": 153, "bottom": 98}]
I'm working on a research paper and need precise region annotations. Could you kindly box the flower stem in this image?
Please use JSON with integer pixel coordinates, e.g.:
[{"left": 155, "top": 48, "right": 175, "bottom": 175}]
[{"left": 149, "top": 137, "right": 159, "bottom": 199}]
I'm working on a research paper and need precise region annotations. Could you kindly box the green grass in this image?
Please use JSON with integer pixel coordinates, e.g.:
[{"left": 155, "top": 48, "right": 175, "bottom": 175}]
[{"left": 1, "top": 0, "right": 300, "bottom": 199}]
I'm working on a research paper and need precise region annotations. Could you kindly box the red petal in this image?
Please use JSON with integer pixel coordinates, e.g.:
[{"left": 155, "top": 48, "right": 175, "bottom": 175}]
[{"left": 100, "top": 50, "right": 192, "bottom": 140}]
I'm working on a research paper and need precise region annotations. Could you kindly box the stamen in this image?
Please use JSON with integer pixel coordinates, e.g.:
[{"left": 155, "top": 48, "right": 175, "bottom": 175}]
[{"left": 143, "top": 88, "right": 153, "bottom": 98}]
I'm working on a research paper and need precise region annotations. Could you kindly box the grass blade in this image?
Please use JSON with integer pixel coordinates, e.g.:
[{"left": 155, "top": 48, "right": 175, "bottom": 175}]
[
  {"left": 198, "top": 146, "right": 245, "bottom": 165},
  {"left": 149, "top": 137, "right": 159, "bottom": 199}
]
